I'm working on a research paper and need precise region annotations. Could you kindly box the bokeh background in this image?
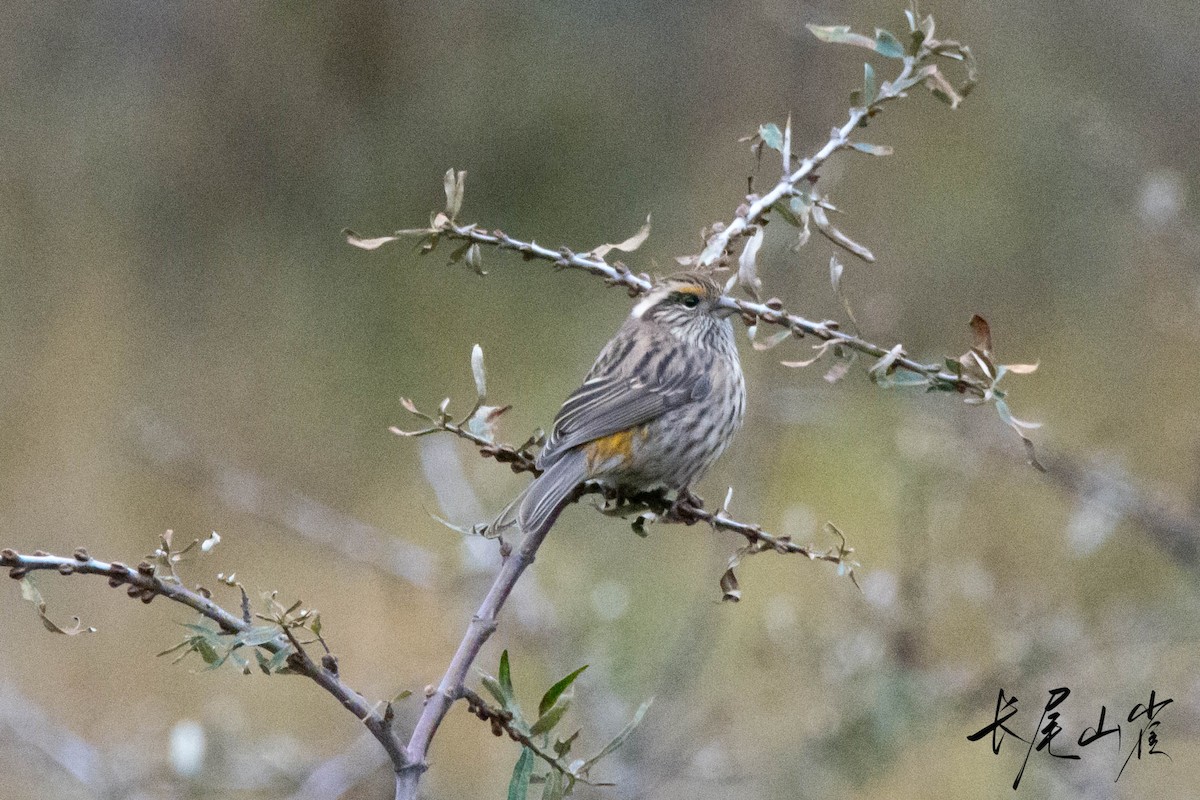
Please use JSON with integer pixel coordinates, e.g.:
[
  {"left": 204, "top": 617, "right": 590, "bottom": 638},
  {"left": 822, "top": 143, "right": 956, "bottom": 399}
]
[{"left": 2, "top": 1, "right": 1199, "bottom": 798}]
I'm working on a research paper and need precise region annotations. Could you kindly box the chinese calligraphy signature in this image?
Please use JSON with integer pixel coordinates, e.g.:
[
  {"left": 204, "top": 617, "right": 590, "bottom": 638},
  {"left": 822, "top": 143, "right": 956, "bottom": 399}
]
[{"left": 967, "top": 687, "right": 1172, "bottom": 789}]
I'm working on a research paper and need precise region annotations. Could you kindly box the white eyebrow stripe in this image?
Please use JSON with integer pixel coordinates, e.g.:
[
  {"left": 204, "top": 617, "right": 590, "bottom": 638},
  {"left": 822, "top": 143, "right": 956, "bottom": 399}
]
[{"left": 631, "top": 287, "right": 668, "bottom": 318}]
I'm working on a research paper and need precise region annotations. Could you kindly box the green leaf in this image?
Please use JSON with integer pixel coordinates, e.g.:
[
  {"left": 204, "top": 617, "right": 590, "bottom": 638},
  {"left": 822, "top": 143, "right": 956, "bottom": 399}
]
[
  {"left": 195, "top": 639, "right": 221, "bottom": 665},
  {"left": 539, "top": 665, "right": 588, "bottom": 717},
  {"left": 530, "top": 701, "right": 570, "bottom": 737},
  {"left": 888, "top": 371, "right": 931, "bottom": 388},
  {"left": 873, "top": 28, "right": 906, "bottom": 59},
  {"left": 862, "top": 63, "right": 876, "bottom": 106},
  {"left": 772, "top": 198, "right": 803, "bottom": 227},
  {"left": 447, "top": 240, "right": 471, "bottom": 265},
  {"left": 499, "top": 650, "right": 515, "bottom": 703},
  {"left": 579, "top": 699, "right": 653, "bottom": 777},
  {"left": 554, "top": 730, "right": 580, "bottom": 758},
  {"left": 481, "top": 674, "right": 508, "bottom": 708},
  {"left": 236, "top": 625, "right": 284, "bottom": 648},
  {"left": 540, "top": 769, "right": 565, "bottom": 800},
  {"left": 263, "top": 645, "right": 293, "bottom": 674},
  {"left": 758, "top": 123, "right": 783, "bottom": 153},
  {"left": 507, "top": 748, "right": 535, "bottom": 800}
]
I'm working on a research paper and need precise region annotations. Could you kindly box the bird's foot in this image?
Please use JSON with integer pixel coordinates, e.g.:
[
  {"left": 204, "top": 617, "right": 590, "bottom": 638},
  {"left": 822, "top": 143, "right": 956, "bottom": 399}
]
[{"left": 665, "top": 488, "right": 703, "bottom": 524}]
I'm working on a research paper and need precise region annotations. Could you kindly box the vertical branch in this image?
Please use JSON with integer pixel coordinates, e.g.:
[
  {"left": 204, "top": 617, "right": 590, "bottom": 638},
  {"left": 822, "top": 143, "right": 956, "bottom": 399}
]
[{"left": 397, "top": 520, "right": 556, "bottom": 799}]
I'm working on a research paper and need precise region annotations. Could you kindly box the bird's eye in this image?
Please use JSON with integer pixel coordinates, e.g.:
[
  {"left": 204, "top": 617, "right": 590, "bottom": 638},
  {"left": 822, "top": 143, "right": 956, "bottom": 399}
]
[{"left": 680, "top": 293, "right": 700, "bottom": 308}]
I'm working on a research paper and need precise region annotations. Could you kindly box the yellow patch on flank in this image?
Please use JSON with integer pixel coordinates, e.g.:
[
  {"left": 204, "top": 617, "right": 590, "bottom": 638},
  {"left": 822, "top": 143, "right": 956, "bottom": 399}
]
[{"left": 585, "top": 427, "right": 646, "bottom": 469}]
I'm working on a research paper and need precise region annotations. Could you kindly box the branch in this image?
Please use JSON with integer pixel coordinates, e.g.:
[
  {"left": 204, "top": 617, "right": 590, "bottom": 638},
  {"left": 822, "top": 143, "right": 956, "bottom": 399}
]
[
  {"left": 0, "top": 547, "right": 412, "bottom": 775},
  {"left": 347, "top": 22, "right": 986, "bottom": 400},
  {"left": 388, "top": 220, "right": 991, "bottom": 397},
  {"left": 458, "top": 687, "right": 592, "bottom": 784},
  {"left": 397, "top": 496, "right": 557, "bottom": 797},
  {"left": 392, "top": 408, "right": 860, "bottom": 585}
]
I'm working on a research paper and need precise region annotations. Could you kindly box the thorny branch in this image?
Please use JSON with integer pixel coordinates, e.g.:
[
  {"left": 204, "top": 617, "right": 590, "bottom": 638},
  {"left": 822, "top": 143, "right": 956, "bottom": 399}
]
[{"left": 0, "top": 547, "right": 412, "bottom": 774}]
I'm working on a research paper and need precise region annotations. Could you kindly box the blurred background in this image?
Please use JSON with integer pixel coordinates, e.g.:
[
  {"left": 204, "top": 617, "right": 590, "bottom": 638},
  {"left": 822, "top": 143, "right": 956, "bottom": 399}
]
[{"left": 2, "top": 0, "right": 1198, "bottom": 798}]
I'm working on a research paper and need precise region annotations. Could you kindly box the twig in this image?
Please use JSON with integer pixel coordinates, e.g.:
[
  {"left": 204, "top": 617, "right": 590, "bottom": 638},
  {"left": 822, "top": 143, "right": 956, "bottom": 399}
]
[
  {"left": 0, "top": 548, "right": 411, "bottom": 775},
  {"left": 458, "top": 687, "right": 588, "bottom": 782},
  {"left": 399, "top": 412, "right": 858, "bottom": 570},
  {"left": 416, "top": 222, "right": 989, "bottom": 398}
]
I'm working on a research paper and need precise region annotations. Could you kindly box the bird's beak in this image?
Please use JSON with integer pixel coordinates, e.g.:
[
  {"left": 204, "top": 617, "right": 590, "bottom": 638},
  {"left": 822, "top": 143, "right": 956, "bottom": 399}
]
[{"left": 714, "top": 299, "right": 740, "bottom": 319}]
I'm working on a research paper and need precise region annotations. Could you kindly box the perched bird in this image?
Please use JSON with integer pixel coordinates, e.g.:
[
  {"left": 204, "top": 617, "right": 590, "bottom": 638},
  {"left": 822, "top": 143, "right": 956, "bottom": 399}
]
[{"left": 491, "top": 271, "right": 745, "bottom": 539}]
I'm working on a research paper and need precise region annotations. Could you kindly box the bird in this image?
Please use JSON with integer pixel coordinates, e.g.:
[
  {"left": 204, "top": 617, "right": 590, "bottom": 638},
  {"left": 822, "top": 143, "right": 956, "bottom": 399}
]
[{"left": 490, "top": 271, "right": 746, "bottom": 539}]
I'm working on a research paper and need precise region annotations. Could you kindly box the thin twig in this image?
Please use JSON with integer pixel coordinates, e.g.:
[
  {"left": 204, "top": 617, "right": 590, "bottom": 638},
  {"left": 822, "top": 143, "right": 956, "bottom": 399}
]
[
  {"left": 458, "top": 687, "right": 589, "bottom": 782},
  {"left": 426, "top": 222, "right": 987, "bottom": 397},
  {"left": 0, "top": 548, "right": 411, "bottom": 775},
  {"left": 399, "top": 414, "right": 857, "bottom": 568}
]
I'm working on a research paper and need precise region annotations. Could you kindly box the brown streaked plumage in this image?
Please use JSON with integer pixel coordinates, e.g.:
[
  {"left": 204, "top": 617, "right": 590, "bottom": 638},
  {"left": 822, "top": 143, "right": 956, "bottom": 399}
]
[{"left": 489, "top": 271, "right": 745, "bottom": 538}]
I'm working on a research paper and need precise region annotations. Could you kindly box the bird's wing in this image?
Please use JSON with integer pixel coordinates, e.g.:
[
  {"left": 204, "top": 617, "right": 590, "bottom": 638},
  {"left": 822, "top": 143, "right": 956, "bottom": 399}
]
[{"left": 536, "top": 339, "right": 711, "bottom": 470}]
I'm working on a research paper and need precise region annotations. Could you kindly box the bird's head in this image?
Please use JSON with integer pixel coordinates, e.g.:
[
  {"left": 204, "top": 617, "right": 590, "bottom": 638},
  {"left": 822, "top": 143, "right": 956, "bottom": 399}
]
[{"left": 631, "top": 272, "right": 738, "bottom": 343}]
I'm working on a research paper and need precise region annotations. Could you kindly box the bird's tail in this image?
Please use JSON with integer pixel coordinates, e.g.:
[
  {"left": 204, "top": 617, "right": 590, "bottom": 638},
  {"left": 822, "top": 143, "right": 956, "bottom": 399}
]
[{"left": 488, "top": 450, "right": 587, "bottom": 539}]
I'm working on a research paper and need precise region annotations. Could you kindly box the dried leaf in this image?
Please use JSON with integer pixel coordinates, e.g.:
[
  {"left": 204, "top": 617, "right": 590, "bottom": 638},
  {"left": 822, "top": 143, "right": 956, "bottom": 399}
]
[
  {"left": 848, "top": 142, "right": 894, "bottom": 156},
  {"left": 782, "top": 114, "right": 793, "bottom": 169},
  {"left": 200, "top": 531, "right": 221, "bottom": 553},
  {"left": 747, "top": 324, "right": 792, "bottom": 351},
  {"left": 806, "top": 24, "right": 877, "bottom": 51},
  {"left": 811, "top": 204, "right": 875, "bottom": 263},
  {"left": 868, "top": 343, "right": 906, "bottom": 380},
  {"left": 996, "top": 399, "right": 1046, "bottom": 472},
  {"left": 969, "top": 314, "right": 993, "bottom": 355},
  {"left": 781, "top": 341, "right": 834, "bottom": 368},
  {"left": 343, "top": 230, "right": 401, "bottom": 251},
  {"left": 464, "top": 242, "right": 486, "bottom": 275},
  {"left": 737, "top": 228, "right": 765, "bottom": 300},
  {"left": 697, "top": 234, "right": 726, "bottom": 267},
  {"left": 824, "top": 353, "right": 855, "bottom": 384},
  {"left": 470, "top": 344, "right": 487, "bottom": 400},
  {"left": 20, "top": 577, "right": 96, "bottom": 635},
  {"left": 1004, "top": 362, "right": 1040, "bottom": 375},
  {"left": 444, "top": 168, "right": 466, "bottom": 220},
  {"left": 829, "top": 257, "right": 862, "bottom": 333},
  {"left": 924, "top": 65, "right": 963, "bottom": 108},
  {"left": 719, "top": 567, "right": 741, "bottom": 602},
  {"left": 589, "top": 214, "right": 651, "bottom": 259}
]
